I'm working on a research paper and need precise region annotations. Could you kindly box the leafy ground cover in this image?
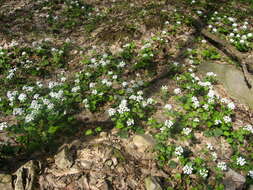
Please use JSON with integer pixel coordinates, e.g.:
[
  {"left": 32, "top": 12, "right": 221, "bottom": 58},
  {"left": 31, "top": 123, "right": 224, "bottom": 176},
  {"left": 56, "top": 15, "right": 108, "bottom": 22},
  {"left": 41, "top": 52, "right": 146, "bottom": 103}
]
[{"left": 0, "top": 0, "right": 253, "bottom": 189}]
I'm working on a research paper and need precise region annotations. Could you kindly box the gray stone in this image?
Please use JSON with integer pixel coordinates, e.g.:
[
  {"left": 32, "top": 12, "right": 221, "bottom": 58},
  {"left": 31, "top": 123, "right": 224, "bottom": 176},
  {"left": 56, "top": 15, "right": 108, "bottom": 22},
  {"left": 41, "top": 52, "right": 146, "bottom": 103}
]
[
  {"left": 80, "top": 160, "right": 92, "bottom": 170},
  {"left": 144, "top": 176, "right": 162, "bottom": 190},
  {"left": 132, "top": 134, "right": 156, "bottom": 153},
  {"left": 13, "top": 160, "right": 39, "bottom": 190},
  {"left": 199, "top": 62, "right": 253, "bottom": 109},
  {"left": 223, "top": 169, "right": 246, "bottom": 190},
  {"left": 0, "top": 174, "right": 12, "bottom": 190},
  {"left": 54, "top": 146, "right": 73, "bottom": 169}
]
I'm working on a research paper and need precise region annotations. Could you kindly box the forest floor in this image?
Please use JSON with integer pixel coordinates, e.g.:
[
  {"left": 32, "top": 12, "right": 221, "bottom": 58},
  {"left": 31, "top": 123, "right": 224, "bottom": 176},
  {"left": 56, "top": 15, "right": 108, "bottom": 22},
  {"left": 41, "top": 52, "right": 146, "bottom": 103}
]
[{"left": 0, "top": 0, "right": 253, "bottom": 189}]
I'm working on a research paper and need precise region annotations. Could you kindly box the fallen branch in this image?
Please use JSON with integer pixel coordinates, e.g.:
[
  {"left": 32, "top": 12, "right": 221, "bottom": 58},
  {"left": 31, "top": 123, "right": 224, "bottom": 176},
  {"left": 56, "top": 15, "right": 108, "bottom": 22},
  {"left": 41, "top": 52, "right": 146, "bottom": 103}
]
[{"left": 200, "top": 28, "right": 253, "bottom": 88}]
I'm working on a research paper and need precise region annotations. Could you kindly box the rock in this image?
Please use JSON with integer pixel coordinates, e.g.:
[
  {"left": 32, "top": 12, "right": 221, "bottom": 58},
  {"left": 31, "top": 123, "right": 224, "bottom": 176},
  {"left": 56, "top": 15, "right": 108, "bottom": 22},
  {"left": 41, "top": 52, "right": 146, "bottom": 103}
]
[
  {"left": 199, "top": 62, "right": 253, "bottom": 109},
  {"left": 223, "top": 169, "right": 246, "bottom": 190},
  {"left": 54, "top": 146, "right": 73, "bottom": 169},
  {"left": 80, "top": 160, "right": 93, "bottom": 170},
  {"left": 13, "top": 160, "right": 40, "bottom": 190},
  {"left": 0, "top": 173, "right": 12, "bottom": 190},
  {"left": 144, "top": 176, "right": 162, "bottom": 190},
  {"left": 132, "top": 134, "right": 156, "bottom": 153}
]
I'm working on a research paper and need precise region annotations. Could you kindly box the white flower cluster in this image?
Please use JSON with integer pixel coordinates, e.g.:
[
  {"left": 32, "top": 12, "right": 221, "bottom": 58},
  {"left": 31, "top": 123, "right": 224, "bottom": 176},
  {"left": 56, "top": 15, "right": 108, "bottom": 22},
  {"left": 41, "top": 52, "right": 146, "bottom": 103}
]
[
  {"left": 13, "top": 108, "right": 24, "bottom": 116},
  {"left": 102, "top": 79, "right": 112, "bottom": 87},
  {"left": 212, "top": 152, "right": 218, "bottom": 161},
  {"left": 18, "top": 93, "right": 27, "bottom": 102},
  {"left": 207, "top": 143, "right": 214, "bottom": 151},
  {"left": 248, "top": 171, "right": 253, "bottom": 179},
  {"left": 164, "top": 104, "right": 172, "bottom": 110},
  {"left": 48, "top": 81, "right": 61, "bottom": 89},
  {"left": 7, "top": 90, "right": 18, "bottom": 104},
  {"left": 164, "top": 120, "right": 173, "bottom": 128},
  {"left": 199, "top": 168, "right": 208, "bottom": 178},
  {"left": 71, "top": 86, "right": 80, "bottom": 93},
  {"left": 49, "top": 90, "right": 64, "bottom": 99},
  {"left": 198, "top": 81, "right": 211, "bottom": 88},
  {"left": 175, "top": 146, "right": 184, "bottom": 156},
  {"left": 206, "top": 72, "right": 217, "bottom": 77},
  {"left": 191, "top": 96, "right": 200, "bottom": 108},
  {"left": 182, "top": 127, "right": 192, "bottom": 136},
  {"left": 236, "top": 157, "right": 246, "bottom": 166},
  {"left": 117, "top": 99, "right": 130, "bottom": 114},
  {"left": 243, "top": 124, "right": 253, "bottom": 134},
  {"left": 217, "top": 161, "right": 227, "bottom": 171},
  {"left": 161, "top": 85, "right": 168, "bottom": 91},
  {"left": 0, "top": 122, "right": 8, "bottom": 131},
  {"left": 183, "top": 164, "right": 193, "bottom": 175},
  {"left": 223, "top": 116, "right": 232, "bottom": 124},
  {"left": 173, "top": 88, "right": 181, "bottom": 95},
  {"left": 7, "top": 68, "right": 17, "bottom": 79},
  {"left": 126, "top": 119, "right": 134, "bottom": 126}
]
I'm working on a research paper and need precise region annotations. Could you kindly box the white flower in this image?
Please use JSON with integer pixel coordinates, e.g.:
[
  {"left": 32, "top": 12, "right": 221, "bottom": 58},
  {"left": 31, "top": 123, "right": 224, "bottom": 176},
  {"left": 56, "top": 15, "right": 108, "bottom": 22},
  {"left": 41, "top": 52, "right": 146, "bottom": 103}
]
[
  {"left": 33, "top": 94, "right": 40, "bottom": 99},
  {"left": 108, "top": 108, "right": 116, "bottom": 116},
  {"left": 212, "top": 152, "right": 218, "bottom": 161},
  {"left": 48, "top": 82, "right": 60, "bottom": 89},
  {"left": 147, "top": 98, "right": 154, "bottom": 104},
  {"left": 61, "top": 77, "right": 67, "bottom": 82},
  {"left": 236, "top": 157, "right": 246, "bottom": 166},
  {"left": 122, "top": 82, "right": 128, "bottom": 87},
  {"left": 118, "top": 61, "right": 126, "bottom": 68},
  {"left": 90, "top": 58, "right": 96, "bottom": 63},
  {"left": 217, "top": 161, "right": 227, "bottom": 171},
  {"left": 18, "top": 93, "right": 27, "bottom": 102},
  {"left": 0, "top": 122, "right": 8, "bottom": 130},
  {"left": 126, "top": 119, "right": 134, "bottom": 126},
  {"left": 183, "top": 165, "right": 193, "bottom": 175},
  {"left": 214, "top": 119, "right": 222, "bottom": 125},
  {"left": 164, "top": 120, "right": 173, "bottom": 128},
  {"left": 89, "top": 82, "right": 96, "bottom": 88},
  {"left": 161, "top": 85, "right": 168, "bottom": 91},
  {"left": 182, "top": 128, "right": 192, "bottom": 135},
  {"left": 13, "top": 108, "right": 24, "bottom": 116},
  {"left": 117, "top": 99, "right": 130, "bottom": 114},
  {"left": 25, "top": 113, "right": 36, "bottom": 123},
  {"left": 227, "top": 102, "right": 235, "bottom": 110},
  {"left": 193, "top": 118, "right": 199, "bottom": 122},
  {"left": 212, "top": 28, "right": 217, "bottom": 33},
  {"left": 173, "top": 62, "right": 179, "bottom": 66},
  {"left": 203, "top": 104, "right": 209, "bottom": 110},
  {"left": 36, "top": 81, "right": 43, "bottom": 88},
  {"left": 248, "top": 171, "right": 253, "bottom": 179},
  {"left": 221, "top": 98, "right": 229, "bottom": 104},
  {"left": 175, "top": 146, "right": 184, "bottom": 156},
  {"left": 199, "top": 169, "right": 208, "bottom": 178},
  {"left": 30, "top": 100, "right": 41, "bottom": 110},
  {"left": 207, "top": 143, "right": 214, "bottom": 150},
  {"left": 71, "top": 86, "right": 80, "bottom": 93},
  {"left": 174, "top": 88, "right": 181, "bottom": 95},
  {"left": 243, "top": 124, "right": 253, "bottom": 133},
  {"left": 91, "top": 89, "right": 97, "bottom": 95},
  {"left": 49, "top": 90, "right": 63, "bottom": 99},
  {"left": 112, "top": 75, "right": 118, "bottom": 80},
  {"left": 223, "top": 116, "right": 232, "bottom": 124},
  {"left": 164, "top": 104, "right": 172, "bottom": 110},
  {"left": 207, "top": 90, "right": 215, "bottom": 98},
  {"left": 47, "top": 103, "right": 54, "bottom": 110},
  {"left": 206, "top": 72, "right": 217, "bottom": 77},
  {"left": 247, "top": 33, "right": 253, "bottom": 38},
  {"left": 232, "top": 23, "right": 238, "bottom": 27}
]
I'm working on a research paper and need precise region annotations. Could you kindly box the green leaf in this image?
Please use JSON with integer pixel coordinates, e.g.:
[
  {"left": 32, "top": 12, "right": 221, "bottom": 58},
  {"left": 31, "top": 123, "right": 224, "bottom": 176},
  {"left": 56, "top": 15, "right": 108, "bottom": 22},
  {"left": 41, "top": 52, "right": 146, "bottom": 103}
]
[
  {"left": 84, "top": 129, "right": 93, "bottom": 136},
  {"left": 48, "top": 126, "right": 60, "bottom": 134},
  {"left": 116, "top": 120, "right": 124, "bottom": 129}
]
